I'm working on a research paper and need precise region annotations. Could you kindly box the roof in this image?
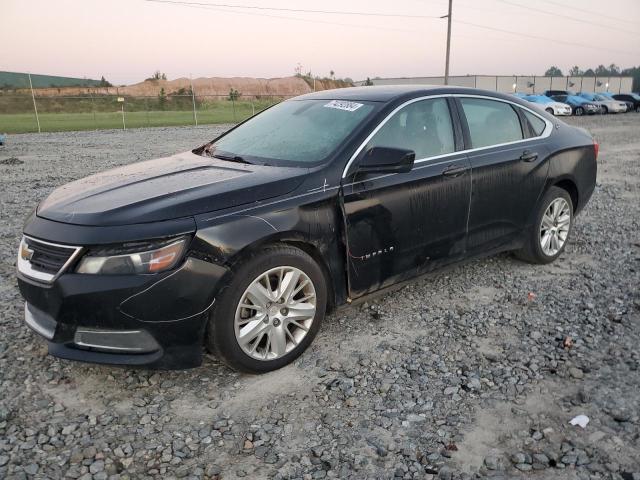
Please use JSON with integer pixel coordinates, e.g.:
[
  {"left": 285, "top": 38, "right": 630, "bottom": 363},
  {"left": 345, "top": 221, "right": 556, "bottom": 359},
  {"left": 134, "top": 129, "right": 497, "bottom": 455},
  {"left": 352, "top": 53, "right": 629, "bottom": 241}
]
[{"left": 294, "top": 85, "right": 518, "bottom": 103}]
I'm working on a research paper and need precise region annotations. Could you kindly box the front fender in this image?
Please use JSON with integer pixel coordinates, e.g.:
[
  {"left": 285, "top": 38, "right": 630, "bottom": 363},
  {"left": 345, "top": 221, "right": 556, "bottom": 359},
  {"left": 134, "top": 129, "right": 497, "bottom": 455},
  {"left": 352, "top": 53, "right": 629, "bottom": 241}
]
[{"left": 191, "top": 197, "right": 348, "bottom": 307}]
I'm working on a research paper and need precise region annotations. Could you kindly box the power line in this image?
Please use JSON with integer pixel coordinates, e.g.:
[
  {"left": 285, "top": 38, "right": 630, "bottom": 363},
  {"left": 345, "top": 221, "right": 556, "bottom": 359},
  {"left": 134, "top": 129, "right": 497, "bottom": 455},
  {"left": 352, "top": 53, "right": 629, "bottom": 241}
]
[
  {"left": 161, "top": 2, "right": 425, "bottom": 33},
  {"left": 145, "top": 0, "right": 639, "bottom": 57},
  {"left": 534, "top": 0, "right": 637, "bottom": 27},
  {"left": 494, "top": 0, "right": 640, "bottom": 37},
  {"left": 454, "top": 19, "right": 638, "bottom": 56},
  {"left": 144, "top": 0, "right": 440, "bottom": 19}
]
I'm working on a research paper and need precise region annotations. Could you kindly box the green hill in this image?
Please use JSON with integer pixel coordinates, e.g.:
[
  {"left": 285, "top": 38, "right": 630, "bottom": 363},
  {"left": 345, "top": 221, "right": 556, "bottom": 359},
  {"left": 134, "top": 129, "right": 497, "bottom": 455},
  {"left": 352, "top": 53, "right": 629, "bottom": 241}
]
[{"left": 0, "top": 71, "right": 102, "bottom": 89}]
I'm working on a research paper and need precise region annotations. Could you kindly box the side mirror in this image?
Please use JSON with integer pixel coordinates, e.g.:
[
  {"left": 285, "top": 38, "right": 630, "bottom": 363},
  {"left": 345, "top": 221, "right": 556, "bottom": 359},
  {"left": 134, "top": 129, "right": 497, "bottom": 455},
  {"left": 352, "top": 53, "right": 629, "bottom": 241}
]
[{"left": 357, "top": 146, "right": 415, "bottom": 174}]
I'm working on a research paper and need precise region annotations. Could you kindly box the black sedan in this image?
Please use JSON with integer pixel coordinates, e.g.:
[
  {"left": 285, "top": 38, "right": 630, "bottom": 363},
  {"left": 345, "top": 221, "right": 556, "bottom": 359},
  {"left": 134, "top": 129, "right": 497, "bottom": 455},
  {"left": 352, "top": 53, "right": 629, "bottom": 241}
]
[
  {"left": 613, "top": 93, "right": 640, "bottom": 113},
  {"left": 17, "top": 86, "right": 598, "bottom": 372}
]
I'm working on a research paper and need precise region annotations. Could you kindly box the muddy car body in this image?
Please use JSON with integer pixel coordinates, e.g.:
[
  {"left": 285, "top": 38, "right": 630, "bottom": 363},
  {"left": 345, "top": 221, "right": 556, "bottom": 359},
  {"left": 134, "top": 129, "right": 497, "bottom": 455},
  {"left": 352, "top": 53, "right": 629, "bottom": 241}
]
[{"left": 17, "top": 86, "right": 598, "bottom": 371}]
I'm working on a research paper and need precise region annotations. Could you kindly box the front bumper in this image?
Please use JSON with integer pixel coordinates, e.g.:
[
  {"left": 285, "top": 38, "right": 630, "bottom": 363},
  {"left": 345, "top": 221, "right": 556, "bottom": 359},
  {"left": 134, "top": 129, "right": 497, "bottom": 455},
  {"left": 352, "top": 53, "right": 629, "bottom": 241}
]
[{"left": 18, "top": 256, "right": 228, "bottom": 369}]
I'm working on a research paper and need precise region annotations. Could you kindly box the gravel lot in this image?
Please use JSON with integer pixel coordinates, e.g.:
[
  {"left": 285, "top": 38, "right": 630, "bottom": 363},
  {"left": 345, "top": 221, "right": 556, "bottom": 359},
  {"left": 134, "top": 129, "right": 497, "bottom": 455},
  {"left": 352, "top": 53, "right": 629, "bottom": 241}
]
[{"left": 0, "top": 115, "right": 639, "bottom": 480}]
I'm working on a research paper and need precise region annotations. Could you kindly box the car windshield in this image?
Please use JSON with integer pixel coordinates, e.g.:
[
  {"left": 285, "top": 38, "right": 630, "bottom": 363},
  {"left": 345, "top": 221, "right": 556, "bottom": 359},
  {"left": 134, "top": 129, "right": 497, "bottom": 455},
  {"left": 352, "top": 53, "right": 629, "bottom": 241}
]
[
  {"left": 207, "top": 99, "right": 376, "bottom": 166},
  {"left": 594, "top": 95, "right": 606, "bottom": 101}
]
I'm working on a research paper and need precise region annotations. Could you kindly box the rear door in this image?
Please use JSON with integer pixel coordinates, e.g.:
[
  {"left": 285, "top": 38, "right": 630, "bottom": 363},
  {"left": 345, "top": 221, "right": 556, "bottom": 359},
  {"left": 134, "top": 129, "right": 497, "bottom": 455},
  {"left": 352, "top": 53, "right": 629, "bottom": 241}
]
[
  {"left": 456, "top": 96, "right": 550, "bottom": 256},
  {"left": 341, "top": 97, "right": 471, "bottom": 298}
]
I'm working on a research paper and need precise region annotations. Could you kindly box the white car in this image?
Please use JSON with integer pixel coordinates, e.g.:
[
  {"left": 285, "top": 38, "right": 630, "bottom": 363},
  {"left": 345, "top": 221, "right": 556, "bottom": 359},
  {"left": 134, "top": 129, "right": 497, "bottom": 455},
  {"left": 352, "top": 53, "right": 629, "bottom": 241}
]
[{"left": 521, "top": 95, "right": 572, "bottom": 116}]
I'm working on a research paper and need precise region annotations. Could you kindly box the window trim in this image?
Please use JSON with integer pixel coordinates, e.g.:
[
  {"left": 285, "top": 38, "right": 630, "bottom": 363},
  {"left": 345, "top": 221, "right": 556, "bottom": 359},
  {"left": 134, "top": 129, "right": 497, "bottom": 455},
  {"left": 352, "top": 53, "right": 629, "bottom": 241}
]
[
  {"left": 342, "top": 93, "right": 553, "bottom": 179},
  {"left": 357, "top": 96, "right": 458, "bottom": 166}
]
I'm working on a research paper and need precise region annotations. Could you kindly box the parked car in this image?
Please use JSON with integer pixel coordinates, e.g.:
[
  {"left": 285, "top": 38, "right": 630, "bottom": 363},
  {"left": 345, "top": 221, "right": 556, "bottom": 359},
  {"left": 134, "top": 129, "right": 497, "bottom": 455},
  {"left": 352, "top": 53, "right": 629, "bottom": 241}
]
[
  {"left": 550, "top": 94, "right": 600, "bottom": 116},
  {"left": 521, "top": 94, "right": 572, "bottom": 116},
  {"left": 612, "top": 93, "right": 640, "bottom": 113},
  {"left": 578, "top": 92, "right": 627, "bottom": 113},
  {"left": 17, "top": 86, "right": 598, "bottom": 372}
]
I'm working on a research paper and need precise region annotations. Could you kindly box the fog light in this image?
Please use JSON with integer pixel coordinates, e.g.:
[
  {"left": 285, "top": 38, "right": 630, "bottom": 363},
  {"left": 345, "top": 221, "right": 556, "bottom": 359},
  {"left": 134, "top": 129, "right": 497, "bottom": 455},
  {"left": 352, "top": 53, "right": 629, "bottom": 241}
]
[{"left": 74, "top": 328, "right": 159, "bottom": 353}]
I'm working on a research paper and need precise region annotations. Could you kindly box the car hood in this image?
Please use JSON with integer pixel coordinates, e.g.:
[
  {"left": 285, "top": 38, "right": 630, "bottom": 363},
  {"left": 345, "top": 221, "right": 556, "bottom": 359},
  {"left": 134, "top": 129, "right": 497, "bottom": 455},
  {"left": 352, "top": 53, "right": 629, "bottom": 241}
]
[{"left": 37, "top": 151, "right": 308, "bottom": 226}]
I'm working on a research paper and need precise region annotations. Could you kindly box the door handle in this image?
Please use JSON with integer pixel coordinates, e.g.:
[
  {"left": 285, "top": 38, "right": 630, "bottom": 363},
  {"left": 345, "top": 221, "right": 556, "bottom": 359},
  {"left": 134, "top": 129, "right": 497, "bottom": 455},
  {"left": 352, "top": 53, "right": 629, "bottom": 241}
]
[
  {"left": 520, "top": 150, "right": 538, "bottom": 162},
  {"left": 442, "top": 165, "right": 468, "bottom": 178}
]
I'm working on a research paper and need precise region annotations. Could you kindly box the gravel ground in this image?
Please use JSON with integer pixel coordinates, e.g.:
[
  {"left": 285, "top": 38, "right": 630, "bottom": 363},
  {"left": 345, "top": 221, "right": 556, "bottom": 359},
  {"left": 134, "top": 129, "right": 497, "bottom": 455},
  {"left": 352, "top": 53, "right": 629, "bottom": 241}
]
[{"left": 0, "top": 115, "right": 639, "bottom": 480}]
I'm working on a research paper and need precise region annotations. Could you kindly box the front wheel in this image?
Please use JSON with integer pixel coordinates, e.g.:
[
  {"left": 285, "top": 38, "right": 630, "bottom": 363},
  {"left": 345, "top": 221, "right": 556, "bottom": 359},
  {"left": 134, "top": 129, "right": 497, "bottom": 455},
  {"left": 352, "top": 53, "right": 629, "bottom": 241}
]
[
  {"left": 206, "top": 245, "right": 327, "bottom": 373},
  {"left": 601, "top": 106, "right": 608, "bottom": 114},
  {"left": 545, "top": 107, "right": 554, "bottom": 115},
  {"left": 574, "top": 107, "right": 584, "bottom": 116},
  {"left": 515, "top": 187, "right": 573, "bottom": 264}
]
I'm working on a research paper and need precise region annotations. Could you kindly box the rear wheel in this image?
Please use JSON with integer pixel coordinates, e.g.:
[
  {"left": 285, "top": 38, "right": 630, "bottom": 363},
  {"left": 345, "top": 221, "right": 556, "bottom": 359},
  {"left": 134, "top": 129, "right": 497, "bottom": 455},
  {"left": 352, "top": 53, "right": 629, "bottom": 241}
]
[
  {"left": 601, "top": 106, "right": 608, "bottom": 114},
  {"left": 206, "top": 245, "right": 327, "bottom": 373},
  {"left": 515, "top": 186, "right": 573, "bottom": 264},
  {"left": 574, "top": 107, "right": 584, "bottom": 116},
  {"left": 636, "top": 105, "right": 640, "bottom": 113}
]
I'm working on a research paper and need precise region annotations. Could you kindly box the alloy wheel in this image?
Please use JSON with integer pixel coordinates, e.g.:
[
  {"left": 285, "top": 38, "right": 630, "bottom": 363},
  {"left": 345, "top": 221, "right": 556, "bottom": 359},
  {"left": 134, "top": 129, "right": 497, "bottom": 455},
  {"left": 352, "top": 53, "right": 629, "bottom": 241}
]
[
  {"left": 234, "top": 266, "right": 316, "bottom": 361},
  {"left": 540, "top": 198, "right": 571, "bottom": 257},
  {"left": 575, "top": 107, "right": 584, "bottom": 116}
]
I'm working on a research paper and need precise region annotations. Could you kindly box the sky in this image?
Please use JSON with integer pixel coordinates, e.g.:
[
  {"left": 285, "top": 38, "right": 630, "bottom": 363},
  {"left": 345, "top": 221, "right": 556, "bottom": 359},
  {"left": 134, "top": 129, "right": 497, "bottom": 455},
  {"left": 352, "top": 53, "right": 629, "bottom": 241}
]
[{"left": 1, "top": 0, "right": 639, "bottom": 85}]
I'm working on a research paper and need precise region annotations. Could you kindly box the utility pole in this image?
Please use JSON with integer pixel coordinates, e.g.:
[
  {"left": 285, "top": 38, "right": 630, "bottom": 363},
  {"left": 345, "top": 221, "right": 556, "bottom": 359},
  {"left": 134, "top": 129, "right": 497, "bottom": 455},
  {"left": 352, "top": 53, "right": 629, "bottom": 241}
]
[{"left": 442, "top": 0, "right": 453, "bottom": 85}]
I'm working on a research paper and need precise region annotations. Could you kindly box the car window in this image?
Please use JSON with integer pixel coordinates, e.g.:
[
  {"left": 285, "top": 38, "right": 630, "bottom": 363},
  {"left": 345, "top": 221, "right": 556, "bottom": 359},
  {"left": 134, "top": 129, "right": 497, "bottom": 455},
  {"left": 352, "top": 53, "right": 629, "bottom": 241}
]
[
  {"left": 364, "top": 98, "right": 455, "bottom": 160},
  {"left": 211, "top": 99, "right": 376, "bottom": 165},
  {"left": 522, "top": 109, "right": 546, "bottom": 137},
  {"left": 459, "top": 98, "right": 523, "bottom": 148}
]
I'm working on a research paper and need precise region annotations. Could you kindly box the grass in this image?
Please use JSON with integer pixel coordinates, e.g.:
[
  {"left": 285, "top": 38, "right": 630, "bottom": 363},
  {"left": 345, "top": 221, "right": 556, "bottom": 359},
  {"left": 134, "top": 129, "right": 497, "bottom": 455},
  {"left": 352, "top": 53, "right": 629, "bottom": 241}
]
[{"left": 0, "top": 100, "right": 275, "bottom": 133}]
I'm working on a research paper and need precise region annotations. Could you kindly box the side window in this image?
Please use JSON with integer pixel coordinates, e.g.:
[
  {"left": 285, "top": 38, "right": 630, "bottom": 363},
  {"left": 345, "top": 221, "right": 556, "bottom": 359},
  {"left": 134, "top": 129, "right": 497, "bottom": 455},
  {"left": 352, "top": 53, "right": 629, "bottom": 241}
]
[
  {"left": 365, "top": 98, "right": 455, "bottom": 160},
  {"left": 522, "top": 109, "right": 546, "bottom": 137},
  {"left": 459, "top": 98, "right": 523, "bottom": 148}
]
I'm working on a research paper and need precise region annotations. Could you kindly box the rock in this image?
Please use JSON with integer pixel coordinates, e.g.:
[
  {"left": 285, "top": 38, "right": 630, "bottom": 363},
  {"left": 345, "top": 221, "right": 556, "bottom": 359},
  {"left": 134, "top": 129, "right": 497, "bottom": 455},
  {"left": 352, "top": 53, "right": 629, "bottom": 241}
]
[
  {"left": 90, "top": 460, "right": 105, "bottom": 474},
  {"left": 484, "top": 456, "right": 501, "bottom": 470},
  {"left": 569, "top": 367, "right": 584, "bottom": 379},
  {"left": 23, "top": 463, "right": 39, "bottom": 475}
]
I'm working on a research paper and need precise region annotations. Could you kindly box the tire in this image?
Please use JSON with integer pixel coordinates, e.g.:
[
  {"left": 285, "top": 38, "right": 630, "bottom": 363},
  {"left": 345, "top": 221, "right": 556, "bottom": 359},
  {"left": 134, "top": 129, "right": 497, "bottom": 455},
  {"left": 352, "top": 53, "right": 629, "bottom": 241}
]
[
  {"left": 575, "top": 107, "right": 584, "bottom": 116},
  {"left": 515, "top": 186, "right": 574, "bottom": 265},
  {"left": 635, "top": 105, "right": 640, "bottom": 113},
  {"left": 601, "top": 106, "right": 608, "bottom": 114},
  {"left": 545, "top": 107, "right": 554, "bottom": 115},
  {"left": 206, "top": 245, "right": 327, "bottom": 373}
]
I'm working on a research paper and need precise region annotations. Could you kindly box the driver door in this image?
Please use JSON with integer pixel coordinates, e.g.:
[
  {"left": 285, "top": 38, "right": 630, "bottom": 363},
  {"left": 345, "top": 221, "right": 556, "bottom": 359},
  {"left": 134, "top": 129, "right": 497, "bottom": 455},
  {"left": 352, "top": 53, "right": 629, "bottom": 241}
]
[{"left": 341, "top": 97, "right": 471, "bottom": 298}]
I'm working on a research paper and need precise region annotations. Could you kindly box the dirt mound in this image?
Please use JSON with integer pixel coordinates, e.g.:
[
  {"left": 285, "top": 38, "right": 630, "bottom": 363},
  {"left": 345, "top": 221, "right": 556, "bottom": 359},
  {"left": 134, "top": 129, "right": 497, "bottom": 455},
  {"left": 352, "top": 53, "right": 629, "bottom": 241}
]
[{"left": 16, "top": 76, "right": 353, "bottom": 98}]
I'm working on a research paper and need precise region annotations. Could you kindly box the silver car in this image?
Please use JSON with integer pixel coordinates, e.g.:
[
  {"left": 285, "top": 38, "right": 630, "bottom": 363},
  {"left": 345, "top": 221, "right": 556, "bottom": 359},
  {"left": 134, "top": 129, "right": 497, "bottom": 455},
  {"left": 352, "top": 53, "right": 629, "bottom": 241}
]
[{"left": 579, "top": 93, "right": 627, "bottom": 114}]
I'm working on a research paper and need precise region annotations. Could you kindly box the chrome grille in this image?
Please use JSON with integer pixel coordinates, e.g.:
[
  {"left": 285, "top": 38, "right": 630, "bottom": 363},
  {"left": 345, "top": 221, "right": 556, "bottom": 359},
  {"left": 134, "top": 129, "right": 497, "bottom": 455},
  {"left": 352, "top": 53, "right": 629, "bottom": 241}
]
[{"left": 18, "top": 236, "right": 82, "bottom": 283}]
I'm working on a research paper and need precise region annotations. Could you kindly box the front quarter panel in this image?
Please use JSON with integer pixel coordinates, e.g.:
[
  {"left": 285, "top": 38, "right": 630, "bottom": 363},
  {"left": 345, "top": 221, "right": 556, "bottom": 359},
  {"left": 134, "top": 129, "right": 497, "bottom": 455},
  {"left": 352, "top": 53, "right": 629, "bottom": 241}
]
[{"left": 192, "top": 189, "right": 348, "bottom": 308}]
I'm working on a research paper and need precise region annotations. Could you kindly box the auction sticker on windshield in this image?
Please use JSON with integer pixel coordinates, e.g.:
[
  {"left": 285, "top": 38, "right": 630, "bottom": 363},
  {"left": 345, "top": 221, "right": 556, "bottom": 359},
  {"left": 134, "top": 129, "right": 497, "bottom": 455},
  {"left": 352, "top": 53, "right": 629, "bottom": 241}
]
[{"left": 323, "top": 100, "right": 364, "bottom": 112}]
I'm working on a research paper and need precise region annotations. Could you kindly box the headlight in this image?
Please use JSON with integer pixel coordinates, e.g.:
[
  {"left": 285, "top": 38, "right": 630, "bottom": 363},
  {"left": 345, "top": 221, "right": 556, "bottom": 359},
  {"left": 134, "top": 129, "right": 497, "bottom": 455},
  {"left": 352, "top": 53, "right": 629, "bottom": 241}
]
[{"left": 76, "top": 237, "right": 188, "bottom": 275}]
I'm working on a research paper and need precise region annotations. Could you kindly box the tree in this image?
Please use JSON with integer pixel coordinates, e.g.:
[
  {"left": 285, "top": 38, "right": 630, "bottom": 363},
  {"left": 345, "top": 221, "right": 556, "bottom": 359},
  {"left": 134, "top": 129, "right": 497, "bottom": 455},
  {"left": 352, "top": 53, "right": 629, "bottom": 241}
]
[
  {"left": 608, "top": 63, "right": 620, "bottom": 75},
  {"left": 583, "top": 68, "right": 595, "bottom": 77},
  {"left": 158, "top": 87, "right": 167, "bottom": 110},
  {"left": 330, "top": 70, "right": 335, "bottom": 79},
  {"left": 595, "top": 65, "right": 609, "bottom": 76},
  {"left": 98, "top": 76, "right": 112, "bottom": 87},
  {"left": 545, "top": 66, "right": 563, "bottom": 77},
  {"left": 569, "top": 66, "right": 583, "bottom": 76},
  {"left": 364, "top": 77, "right": 374, "bottom": 86},
  {"left": 146, "top": 71, "right": 167, "bottom": 81},
  {"left": 228, "top": 88, "right": 241, "bottom": 101}
]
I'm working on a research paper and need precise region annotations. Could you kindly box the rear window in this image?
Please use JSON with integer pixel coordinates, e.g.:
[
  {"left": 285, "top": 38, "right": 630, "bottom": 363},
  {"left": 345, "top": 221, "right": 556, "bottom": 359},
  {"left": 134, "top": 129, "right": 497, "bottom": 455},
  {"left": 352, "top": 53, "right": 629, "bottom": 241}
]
[
  {"left": 522, "top": 109, "right": 546, "bottom": 137},
  {"left": 460, "top": 98, "right": 523, "bottom": 148}
]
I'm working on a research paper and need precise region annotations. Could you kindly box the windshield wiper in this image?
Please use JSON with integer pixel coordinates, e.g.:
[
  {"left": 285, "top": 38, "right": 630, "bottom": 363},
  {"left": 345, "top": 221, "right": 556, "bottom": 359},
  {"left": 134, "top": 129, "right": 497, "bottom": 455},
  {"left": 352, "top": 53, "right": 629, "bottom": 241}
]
[{"left": 212, "top": 153, "right": 252, "bottom": 165}]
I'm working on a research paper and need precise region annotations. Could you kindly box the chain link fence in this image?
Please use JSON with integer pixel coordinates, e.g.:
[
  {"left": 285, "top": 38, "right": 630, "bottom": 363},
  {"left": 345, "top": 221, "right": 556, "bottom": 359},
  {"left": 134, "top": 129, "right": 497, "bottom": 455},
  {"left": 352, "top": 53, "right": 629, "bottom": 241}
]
[{"left": 0, "top": 93, "right": 294, "bottom": 134}]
